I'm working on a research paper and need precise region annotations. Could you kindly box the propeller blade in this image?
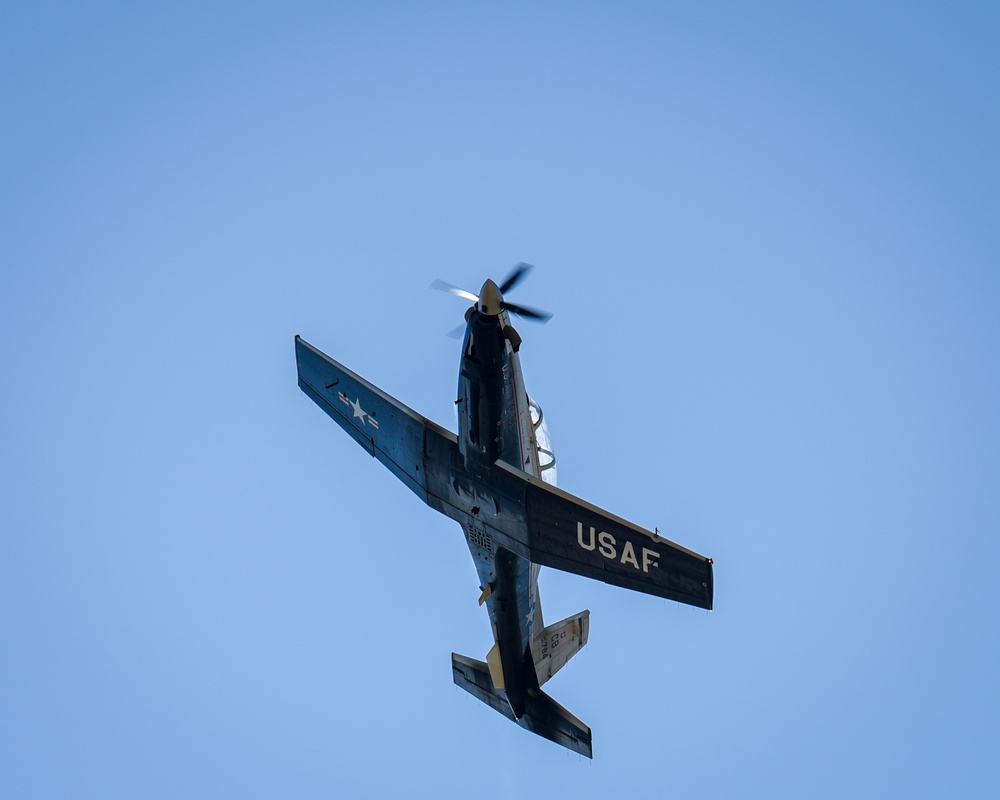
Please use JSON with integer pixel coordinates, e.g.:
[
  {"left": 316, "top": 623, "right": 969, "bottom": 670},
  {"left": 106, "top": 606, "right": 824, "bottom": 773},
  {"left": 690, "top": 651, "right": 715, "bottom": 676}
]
[
  {"left": 446, "top": 324, "right": 467, "bottom": 339},
  {"left": 430, "top": 280, "right": 479, "bottom": 303},
  {"left": 498, "top": 262, "right": 534, "bottom": 294},
  {"left": 501, "top": 301, "right": 552, "bottom": 322}
]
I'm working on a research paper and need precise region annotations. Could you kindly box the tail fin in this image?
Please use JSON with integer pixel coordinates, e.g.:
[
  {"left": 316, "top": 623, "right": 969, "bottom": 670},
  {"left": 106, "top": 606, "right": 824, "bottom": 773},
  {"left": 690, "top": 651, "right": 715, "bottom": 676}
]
[
  {"left": 452, "top": 653, "right": 593, "bottom": 758},
  {"left": 531, "top": 610, "right": 589, "bottom": 686}
]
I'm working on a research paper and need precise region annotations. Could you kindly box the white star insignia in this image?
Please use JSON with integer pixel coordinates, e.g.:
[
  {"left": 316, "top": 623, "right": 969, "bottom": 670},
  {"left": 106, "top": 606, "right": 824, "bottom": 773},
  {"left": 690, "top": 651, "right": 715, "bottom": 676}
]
[
  {"left": 350, "top": 397, "right": 367, "bottom": 422},
  {"left": 337, "top": 391, "right": 379, "bottom": 430}
]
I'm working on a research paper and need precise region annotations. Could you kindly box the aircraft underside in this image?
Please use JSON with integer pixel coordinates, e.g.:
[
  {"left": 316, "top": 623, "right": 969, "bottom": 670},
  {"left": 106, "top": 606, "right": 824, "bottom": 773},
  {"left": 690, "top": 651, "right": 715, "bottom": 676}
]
[{"left": 295, "top": 268, "right": 712, "bottom": 758}]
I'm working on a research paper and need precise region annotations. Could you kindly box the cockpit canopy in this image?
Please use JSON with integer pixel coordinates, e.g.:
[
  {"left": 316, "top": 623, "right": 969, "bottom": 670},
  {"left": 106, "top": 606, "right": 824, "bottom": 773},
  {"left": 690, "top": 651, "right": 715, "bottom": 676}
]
[{"left": 528, "top": 396, "right": 557, "bottom": 486}]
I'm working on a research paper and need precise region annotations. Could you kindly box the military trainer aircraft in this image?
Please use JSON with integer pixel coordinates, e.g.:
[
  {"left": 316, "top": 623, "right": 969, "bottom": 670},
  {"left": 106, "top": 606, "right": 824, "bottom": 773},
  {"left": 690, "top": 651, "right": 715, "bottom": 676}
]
[{"left": 295, "top": 264, "right": 713, "bottom": 758}]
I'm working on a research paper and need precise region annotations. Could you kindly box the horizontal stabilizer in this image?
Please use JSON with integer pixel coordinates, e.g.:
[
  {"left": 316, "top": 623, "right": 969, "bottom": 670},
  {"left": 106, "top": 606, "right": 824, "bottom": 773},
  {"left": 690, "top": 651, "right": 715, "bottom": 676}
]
[
  {"left": 452, "top": 653, "right": 593, "bottom": 758},
  {"left": 532, "top": 610, "right": 589, "bottom": 686}
]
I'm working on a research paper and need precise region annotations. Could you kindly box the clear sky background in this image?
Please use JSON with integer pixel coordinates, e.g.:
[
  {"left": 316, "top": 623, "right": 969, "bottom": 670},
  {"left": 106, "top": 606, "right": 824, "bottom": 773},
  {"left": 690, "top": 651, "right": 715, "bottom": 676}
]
[{"left": 3, "top": 2, "right": 998, "bottom": 797}]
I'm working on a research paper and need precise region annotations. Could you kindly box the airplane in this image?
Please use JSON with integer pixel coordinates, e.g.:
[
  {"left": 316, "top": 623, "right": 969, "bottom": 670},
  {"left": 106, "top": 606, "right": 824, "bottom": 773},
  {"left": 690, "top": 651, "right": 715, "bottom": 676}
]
[{"left": 294, "top": 264, "right": 713, "bottom": 758}]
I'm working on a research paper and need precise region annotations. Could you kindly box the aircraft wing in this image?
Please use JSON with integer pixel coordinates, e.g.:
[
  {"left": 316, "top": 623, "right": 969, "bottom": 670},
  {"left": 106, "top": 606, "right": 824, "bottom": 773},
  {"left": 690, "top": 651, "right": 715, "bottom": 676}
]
[
  {"left": 295, "top": 335, "right": 459, "bottom": 503},
  {"left": 296, "top": 334, "right": 712, "bottom": 609},
  {"left": 496, "top": 461, "right": 714, "bottom": 610}
]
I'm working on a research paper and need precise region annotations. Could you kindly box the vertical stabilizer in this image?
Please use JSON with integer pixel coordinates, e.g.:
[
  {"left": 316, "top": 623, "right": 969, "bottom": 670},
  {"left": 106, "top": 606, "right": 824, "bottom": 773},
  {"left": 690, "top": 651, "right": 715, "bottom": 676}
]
[{"left": 531, "top": 610, "right": 589, "bottom": 686}]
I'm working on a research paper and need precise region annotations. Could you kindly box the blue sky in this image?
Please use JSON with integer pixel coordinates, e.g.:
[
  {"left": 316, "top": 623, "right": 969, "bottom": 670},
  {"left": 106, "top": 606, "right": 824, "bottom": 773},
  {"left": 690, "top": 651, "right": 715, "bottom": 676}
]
[{"left": 3, "top": 2, "right": 998, "bottom": 797}]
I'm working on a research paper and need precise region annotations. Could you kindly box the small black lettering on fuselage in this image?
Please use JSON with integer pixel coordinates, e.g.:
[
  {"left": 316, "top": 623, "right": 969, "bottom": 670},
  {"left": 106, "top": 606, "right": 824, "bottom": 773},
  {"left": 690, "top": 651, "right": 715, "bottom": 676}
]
[{"left": 577, "top": 522, "right": 660, "bottom": 572}]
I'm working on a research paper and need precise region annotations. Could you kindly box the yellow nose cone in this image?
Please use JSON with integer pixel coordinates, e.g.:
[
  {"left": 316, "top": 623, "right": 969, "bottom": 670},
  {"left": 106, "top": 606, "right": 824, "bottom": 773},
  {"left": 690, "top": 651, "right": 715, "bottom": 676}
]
[{"left": 478, "top": 279, "right": 503, "bottom": 316}]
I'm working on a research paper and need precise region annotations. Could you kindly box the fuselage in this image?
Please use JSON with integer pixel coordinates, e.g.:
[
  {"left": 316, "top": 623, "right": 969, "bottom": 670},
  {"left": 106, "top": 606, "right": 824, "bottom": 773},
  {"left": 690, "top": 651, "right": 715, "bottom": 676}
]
[{"left": 456, "top": 301, "right": 546, "bottom": 719}]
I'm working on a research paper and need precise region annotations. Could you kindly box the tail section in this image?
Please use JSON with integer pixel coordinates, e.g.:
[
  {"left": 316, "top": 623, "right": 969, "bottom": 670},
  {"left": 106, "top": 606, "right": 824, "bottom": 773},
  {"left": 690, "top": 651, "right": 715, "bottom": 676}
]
[
  {"left": 531, "top": 610, "right": 589, "bottom": 686},
  {"left": 452, "top": 653, "right": 593, "bottom": 758}
]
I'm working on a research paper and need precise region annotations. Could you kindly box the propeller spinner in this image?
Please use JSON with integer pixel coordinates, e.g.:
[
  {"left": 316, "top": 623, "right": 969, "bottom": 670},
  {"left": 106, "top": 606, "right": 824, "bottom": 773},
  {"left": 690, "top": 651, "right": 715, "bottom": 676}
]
[{"left": 431, "top": 263, "right": 552, "bottom": 322}]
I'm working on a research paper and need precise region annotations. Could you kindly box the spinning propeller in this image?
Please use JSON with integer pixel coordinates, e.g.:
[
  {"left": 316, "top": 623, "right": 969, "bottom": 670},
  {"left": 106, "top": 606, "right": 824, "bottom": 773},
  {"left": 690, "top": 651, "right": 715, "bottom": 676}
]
[{"left": 431, "top": 263, "right": 552, "bottom": 322}]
